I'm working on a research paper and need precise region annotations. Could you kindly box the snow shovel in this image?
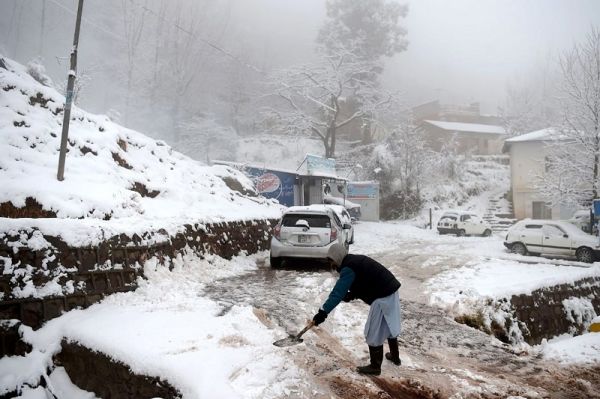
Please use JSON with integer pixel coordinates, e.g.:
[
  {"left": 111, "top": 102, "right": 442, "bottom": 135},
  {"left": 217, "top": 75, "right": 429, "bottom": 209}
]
[{"left": 273, "top": 320, "right": 315, "bottom": 347}]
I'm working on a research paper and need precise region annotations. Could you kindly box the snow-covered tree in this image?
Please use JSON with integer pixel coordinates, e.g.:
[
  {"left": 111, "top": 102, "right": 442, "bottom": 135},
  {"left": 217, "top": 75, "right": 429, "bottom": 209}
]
[
  {"left": 537, "top": 27, "right": 600, "bottom": 206},
  {"left": 264, "top": 45, "right": 396, "bottom": 158},
  {"left": 318, "top": 0, "right": 408, "bottom": 61},
  {"left": 499, "top": 84, "right": 552, "bottom": 137},
  {"left": 317, "top": 0, "right": 408, "bottom": 144},
  {"left": 362, "top": 119, "right": 434, "bottom": 219},
  {"left": 176, "top": 115, "right": 238, "bottom": 164},
  {"left": 499, "top": 62, "right": 559, "bottom": 137}
]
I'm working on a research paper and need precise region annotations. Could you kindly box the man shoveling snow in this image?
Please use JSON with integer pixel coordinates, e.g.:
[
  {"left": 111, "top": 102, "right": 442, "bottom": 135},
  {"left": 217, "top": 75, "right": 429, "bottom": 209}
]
[{"left": 312, "top": 246, "right": 402, "bottom": 376}]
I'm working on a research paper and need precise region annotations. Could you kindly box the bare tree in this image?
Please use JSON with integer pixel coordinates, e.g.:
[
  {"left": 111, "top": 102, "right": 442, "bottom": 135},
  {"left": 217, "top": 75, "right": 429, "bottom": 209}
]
[
  {"left": 121, "top": 0, "right": 148, "bottom": 124},
  {"left": 176, "top": 115, "right": 238, "bottom": 164},
  {"left": 537, "top": 27, "right": 600, "bottom": 206},
  {"left": 264, "top": 46, "right": 395, "bottom": 158},
  {"left": 499, "top": 84, "right": 548, "bottom": 137}
]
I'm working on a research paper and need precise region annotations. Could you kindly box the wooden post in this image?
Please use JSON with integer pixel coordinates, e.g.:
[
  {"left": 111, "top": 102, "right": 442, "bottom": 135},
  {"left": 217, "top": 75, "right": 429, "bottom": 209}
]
[{"left": 429, "top": 208, "right": 433, "bottom": 229}]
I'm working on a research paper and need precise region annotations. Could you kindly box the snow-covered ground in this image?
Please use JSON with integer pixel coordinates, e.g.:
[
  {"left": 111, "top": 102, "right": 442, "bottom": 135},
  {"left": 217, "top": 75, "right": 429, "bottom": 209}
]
[{"left": 2, "top": 221, "right": 599, "bottom": 398}]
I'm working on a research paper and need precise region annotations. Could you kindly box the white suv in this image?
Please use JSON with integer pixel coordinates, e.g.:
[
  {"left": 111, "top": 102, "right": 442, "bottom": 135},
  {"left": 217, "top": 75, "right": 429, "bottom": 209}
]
[
  {"left": 437, "top": 211, "right": 492, "bottom": 237},
  {"left": 269, "top": 206, "right": 351, "bottom": 268},
  {"left": 504, "top": 219, "right": 600, "bottom": 263}
]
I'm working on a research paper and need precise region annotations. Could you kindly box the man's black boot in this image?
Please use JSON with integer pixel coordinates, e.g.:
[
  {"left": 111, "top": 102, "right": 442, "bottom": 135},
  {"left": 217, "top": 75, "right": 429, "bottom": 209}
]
[
  {"left": 357, "top": 345, "right": 383, "bottom": 375},
  {"left": 385, "top": 337, "right": 401, "bottom": 366}
]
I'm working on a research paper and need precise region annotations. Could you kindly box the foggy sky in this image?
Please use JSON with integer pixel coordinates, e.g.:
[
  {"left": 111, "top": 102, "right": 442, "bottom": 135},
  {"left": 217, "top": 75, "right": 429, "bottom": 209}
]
[
  {"left": 2, "top": 0, "right": 600, "bottom": 119},
  {"left": 384, "top": 0, "right": 600, "bottom": 112}
]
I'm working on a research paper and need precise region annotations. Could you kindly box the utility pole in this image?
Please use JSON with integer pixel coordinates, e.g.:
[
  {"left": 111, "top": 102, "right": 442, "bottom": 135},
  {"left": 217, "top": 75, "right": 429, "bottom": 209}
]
[{"left": 57, "top": 0, "right": 84, "bottom": 181}]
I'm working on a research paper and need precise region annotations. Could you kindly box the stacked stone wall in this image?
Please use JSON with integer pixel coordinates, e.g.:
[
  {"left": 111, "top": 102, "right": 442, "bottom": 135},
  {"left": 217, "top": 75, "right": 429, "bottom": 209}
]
[
  {"left": 510, "top": 276, "right": 600, "bottom": 345},
  {"left": 0, "top": 219, "right": 276, "bottom": 356}
]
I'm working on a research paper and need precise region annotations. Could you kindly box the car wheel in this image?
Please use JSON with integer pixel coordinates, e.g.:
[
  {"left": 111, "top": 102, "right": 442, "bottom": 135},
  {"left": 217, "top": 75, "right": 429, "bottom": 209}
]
[
  {"left": 482, "top": 229, "right": 492, "bottom": 237},
  {"left": 270, "top": 255, "right": 282, "bottom": 268},
  {"left": 511, "top": 242, "right": 527, "bottom": 256},
  {"left": 576, "top": 247, "right": 594, "bottom": 263},
  {"left": 457, "top": 229, "right": 466, "bottom": 237}
]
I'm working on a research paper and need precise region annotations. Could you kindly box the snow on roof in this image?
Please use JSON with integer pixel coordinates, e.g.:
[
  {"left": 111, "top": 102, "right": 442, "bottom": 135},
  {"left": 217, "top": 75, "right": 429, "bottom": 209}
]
[
  {"left": 0, "top": 56, "right": 283, "bottom": 235},
  {"left": 504, "top": 128, "right": 557, "bottom": 143},
  {"left": 213, "top": 160, "right": 299, "bottom": 176},
  {"left": 423, "top": 120, "right": 506, "bottom": 135}
]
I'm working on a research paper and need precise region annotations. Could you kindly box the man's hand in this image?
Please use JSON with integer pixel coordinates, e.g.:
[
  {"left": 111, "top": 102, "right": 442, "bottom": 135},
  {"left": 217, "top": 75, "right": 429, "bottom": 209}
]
[
  {"left": 312, "top": 309, "right": 328, "bottom": 326},
  {"left": 343, "top": 291, "right": 355, "bottom": 302}
]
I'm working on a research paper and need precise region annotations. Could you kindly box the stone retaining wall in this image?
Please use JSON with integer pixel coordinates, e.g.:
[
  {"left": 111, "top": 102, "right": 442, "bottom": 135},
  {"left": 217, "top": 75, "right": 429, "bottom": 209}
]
[
  {"left": 458, "top": 276, "right": 600, "bottom": 345},
  {"left": 0, "top": 219, "right": 276, "bottom": 357},
  {"left": 510, "top": 276, "right": 600, "bottom": 345}
]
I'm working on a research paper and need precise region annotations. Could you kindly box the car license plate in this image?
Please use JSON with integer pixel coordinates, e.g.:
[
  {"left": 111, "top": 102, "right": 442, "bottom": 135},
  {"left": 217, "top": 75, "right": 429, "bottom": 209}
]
[{"left": 298, "top": 235, "right": 309, "bottom": 243}]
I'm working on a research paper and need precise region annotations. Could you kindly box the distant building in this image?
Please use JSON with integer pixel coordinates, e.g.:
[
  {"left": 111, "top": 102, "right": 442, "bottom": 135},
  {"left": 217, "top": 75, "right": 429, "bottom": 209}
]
[
  {"left": 503, "top": 128, "right": 577, "bottom": 220},
  {"left": 413, "top": 100, "right": 507, "bottom": 155}
]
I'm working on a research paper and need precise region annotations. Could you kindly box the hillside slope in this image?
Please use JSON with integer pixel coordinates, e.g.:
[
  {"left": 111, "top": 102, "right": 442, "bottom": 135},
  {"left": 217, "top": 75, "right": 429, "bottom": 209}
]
[{"left": 0, "top": 56, "right": 282, "bottom": 233}]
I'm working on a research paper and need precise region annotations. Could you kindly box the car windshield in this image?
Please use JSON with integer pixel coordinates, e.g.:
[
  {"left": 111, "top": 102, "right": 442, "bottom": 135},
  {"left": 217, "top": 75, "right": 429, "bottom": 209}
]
[
  {"left": 441, "top": 215, "right": 457, "bottom": 221},
  {"left": 282, "top": 214, "right": 331, "bottom": 228}
]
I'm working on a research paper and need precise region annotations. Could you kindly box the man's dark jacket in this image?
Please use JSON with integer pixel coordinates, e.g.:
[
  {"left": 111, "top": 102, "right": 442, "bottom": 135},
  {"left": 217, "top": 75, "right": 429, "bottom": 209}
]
[{"left": 321, "top": 254, "right": 401, "bottom": 313}]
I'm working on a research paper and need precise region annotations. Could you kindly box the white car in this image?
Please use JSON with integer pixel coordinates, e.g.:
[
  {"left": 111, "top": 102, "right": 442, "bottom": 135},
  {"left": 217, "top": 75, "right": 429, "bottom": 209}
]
[
  {"left": 504, "top": 219, "right": 600, "bottom": 263},
  {"left": 567, "top": 209, "right": 592, "bottom": 233},
  {"left": 320, "top": 204, "right": 355, "bottom": 244},
  {"left": 437, "top": 211, "right": 492, "bottom": 237},
  {"left": 269, "top": 206, "right": 351, "bottom": 268},
  {"left": 323, "top": 195, "right": 361, "bottom": 220}
]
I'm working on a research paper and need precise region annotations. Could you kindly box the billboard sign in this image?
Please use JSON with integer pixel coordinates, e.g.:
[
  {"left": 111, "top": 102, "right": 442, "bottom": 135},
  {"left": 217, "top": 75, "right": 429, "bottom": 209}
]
[
  {"left": 306, "top": 154, "right": 336, "bottom": 177},
  {"left": 347, "top": 182, "right": 379, "bottom": 200},
  {"left": 245, "top": 167, "right": 296, "bottom": 207}
]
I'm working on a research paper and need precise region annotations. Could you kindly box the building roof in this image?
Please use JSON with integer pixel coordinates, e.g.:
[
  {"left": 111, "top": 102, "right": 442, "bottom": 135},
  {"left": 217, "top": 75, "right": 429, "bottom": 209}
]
[
  {"left": 423, "top": 120, "right": 506, "bottom": 135},
  {"left": 212, "top": 160, "right": 347, "bottom": 181},
  {"left": 504, "top": 128, "right": 557, "bottom": 143}
]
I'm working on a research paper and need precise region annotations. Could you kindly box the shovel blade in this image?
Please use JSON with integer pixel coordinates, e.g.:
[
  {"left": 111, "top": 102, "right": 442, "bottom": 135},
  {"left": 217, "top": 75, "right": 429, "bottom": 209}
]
[{"left": 273, "top": 336, "right": 303, "bottom": 347}]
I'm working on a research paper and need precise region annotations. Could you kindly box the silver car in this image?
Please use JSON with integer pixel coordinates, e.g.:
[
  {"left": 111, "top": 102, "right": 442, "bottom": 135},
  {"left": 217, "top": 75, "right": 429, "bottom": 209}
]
[{"left": 269, "top": 206, "right": 350, "bottom": 268}]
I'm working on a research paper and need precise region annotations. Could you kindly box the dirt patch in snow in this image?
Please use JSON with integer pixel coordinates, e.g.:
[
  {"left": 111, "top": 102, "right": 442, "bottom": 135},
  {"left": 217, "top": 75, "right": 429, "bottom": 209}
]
[{"left": 0, "top": 197, "right": 57, "bottom": 218}]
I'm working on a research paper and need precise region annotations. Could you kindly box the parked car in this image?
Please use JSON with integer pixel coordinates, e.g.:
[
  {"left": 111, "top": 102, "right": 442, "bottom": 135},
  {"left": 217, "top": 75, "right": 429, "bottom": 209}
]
[
  {"left": 503, "top": 219, "right": 600, "bottom": 263},
  {"left": 567, "top": 209, "right": 592, "bottom": 233},
  {"left": 269, "top": 206, "right": 351, "bottom": 268},
  {"left": 323, "top": 195, "right": 361, "bottom": 220},
  {"left": 437, "top": 210, "right": 492, "bottom": 237},
  {"left": 321, "top": 204, "right": 355, "bottom": 244}
]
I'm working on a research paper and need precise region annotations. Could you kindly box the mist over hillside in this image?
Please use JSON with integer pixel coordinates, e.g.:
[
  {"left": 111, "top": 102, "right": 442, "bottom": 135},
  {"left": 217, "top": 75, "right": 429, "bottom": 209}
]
[{"left": 2, "top": 0, "right": 599, "bottom": 152}]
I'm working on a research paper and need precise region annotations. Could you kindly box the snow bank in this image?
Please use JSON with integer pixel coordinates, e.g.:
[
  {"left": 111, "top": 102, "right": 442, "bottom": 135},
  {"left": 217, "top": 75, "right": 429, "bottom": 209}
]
[
  {"left": 1, "top": 252, "right": 309, "bottom": 398},
  {"left": 0, "top": 56, "right": 283, "bottom": 229}
]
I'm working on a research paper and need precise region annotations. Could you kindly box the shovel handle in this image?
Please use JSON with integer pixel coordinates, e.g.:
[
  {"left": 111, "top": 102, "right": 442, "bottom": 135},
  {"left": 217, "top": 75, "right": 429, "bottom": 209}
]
[{"left": 294, "top": 320, "right": 315, "bottom": 340}]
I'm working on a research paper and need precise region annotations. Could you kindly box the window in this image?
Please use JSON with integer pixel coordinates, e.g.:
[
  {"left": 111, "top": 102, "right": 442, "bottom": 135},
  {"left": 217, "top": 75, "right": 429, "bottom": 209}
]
[
  {"left": 460, "top": 214, "right": 471, "bottom": 222},
  {"left": 282, "top": 214, "right": 331, "bottom": 228},
  {"left": 532, "top": 201, "right": 552, "bottom": 219},
  {"left": 543, "top": 224, "right": 565, "bottom": 237},
  {"left": 331, "top": 213, "right": 342, "bottom": 227},
  {"left": 524, "top": 224, "right": 543, "bottom": 229}
]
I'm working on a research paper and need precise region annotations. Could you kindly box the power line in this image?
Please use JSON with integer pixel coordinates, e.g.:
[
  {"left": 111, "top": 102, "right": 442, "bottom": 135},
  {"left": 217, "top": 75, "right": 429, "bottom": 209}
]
[
  {"left": 47, "top": 0, "right": 261, "bottom": 73},
  {"left": 126, "top": 0, "right": 262, "bottom": 73},
  {"left": 47, "top": 0, "right": 125, "bottom": 43}
]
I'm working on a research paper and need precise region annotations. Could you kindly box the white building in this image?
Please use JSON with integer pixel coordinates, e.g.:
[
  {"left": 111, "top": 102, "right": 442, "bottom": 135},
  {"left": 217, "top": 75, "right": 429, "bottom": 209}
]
[{"left": 503, "top": 128, "right": 577, "bottom": 220}]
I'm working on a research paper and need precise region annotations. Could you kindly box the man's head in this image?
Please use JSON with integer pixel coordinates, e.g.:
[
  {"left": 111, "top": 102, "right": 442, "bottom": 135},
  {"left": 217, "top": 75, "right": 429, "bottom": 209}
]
[{"left": 327, "top": 244, "right": 346, "bottom": 270}]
